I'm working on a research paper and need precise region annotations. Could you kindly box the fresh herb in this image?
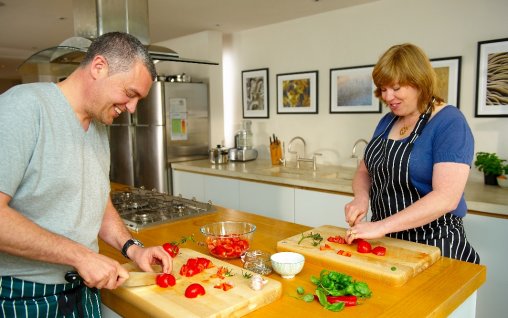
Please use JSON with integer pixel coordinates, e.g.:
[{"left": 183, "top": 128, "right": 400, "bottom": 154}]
[
  {"left": 223, "top": 267, "right": 235, "bottom": 277},
  {"left": 242, "top": 270, "right": 253, "bottom": 279},
  {"left": 297, "top": 232, "right": 324, "bottom": 246},
  {"left": 293, "top": 287, "right": 314, "bottom": 303},
  {"left": 171, "top": 234, "right": 195, "bottom": 246},
  {"left": 391, "top": 266, "right": 397, "bottom": 271},
  {"left": 309, "top": 270, "right": 372, "bottom": 312}
]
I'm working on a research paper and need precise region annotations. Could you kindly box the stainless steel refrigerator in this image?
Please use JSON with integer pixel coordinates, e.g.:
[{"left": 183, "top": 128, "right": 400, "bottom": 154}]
[{"left": 109, "top": 81, "right": 209, "bottom": 194}]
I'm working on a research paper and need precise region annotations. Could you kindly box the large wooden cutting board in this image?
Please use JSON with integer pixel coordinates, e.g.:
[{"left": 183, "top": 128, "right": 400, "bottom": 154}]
[
  {"left": 117, "top": 248, "right": 281, "bottom": 318},
  {"left": 276, "top": 225, "right": 441, "bottom": 287}
]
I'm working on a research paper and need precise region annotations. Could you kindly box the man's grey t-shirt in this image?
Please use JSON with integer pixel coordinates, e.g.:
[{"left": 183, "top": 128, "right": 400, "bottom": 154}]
[{"left": 0, "top": 82, "right": 110, "bottom": 284}]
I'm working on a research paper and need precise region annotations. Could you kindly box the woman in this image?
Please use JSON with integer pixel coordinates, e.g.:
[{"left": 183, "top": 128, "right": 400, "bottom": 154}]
[{"left": 344, "top": 43, "right": 479, "bottom": 263}]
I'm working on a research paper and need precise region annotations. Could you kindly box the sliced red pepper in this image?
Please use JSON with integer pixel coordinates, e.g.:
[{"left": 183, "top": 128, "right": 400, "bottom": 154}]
[
  {"left": 327, "top": 235, "right": 346, "bottom": 244},
  {"left": 320, "top": 243, "right": 333, "bottom": 251},
  {"left": 371, "top": 246, "right": 386, "bottom": 256}
]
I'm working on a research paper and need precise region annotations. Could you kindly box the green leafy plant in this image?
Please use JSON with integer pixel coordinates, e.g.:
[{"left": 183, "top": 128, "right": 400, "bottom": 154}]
[{"left": 474, "top": 152, "right": 506, "bottom": 176}]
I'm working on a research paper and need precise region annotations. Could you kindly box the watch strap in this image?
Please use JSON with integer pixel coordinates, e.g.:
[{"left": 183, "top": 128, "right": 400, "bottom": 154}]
[{"left": 121, "top": 239, "right": 144, "bottom": 259}]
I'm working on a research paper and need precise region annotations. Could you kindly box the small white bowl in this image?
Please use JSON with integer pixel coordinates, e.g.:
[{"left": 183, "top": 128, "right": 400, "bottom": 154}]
[
  {"left": 270, "top": 252, "right": 305, "bottom": 279},
  {"left": 497, "top": 175, "right": 508, "bottom": 188}
]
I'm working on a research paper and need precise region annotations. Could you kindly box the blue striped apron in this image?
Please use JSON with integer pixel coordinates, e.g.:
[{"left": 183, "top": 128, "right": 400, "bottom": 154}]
[
  {"left": 0, "top": 276, "right": 102, "bottom": 317},
  {"left": 364, "top": 110, "right": 479, "bottom": 264}
]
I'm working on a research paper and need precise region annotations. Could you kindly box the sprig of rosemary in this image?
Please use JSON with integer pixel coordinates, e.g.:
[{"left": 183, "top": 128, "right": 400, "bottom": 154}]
[
  {"left": 242, "top": 270, "right": 253, "bottom": 279},
  {"left": 298, "top": 232, "right": 323, "bottom": 246},
  {"left": 170, "top": 234, "right": 195, "bottom": 246}
]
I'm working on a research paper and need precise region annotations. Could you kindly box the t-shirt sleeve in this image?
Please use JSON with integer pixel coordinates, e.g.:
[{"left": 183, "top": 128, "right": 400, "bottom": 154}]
[
  {"left": 432, "top": 108, "right": 474, "bottom": 166},
  {"left": 0, "top": 86, "right": 39, "bottom": 196}
]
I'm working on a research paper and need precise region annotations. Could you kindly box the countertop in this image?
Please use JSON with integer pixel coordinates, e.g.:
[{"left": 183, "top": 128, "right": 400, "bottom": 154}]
[
  {"left": 99, "top": 197, "right": 486, "bottom": 317},
  {"left": 172, "top": 159, "right": 508, "bottom": 218}
]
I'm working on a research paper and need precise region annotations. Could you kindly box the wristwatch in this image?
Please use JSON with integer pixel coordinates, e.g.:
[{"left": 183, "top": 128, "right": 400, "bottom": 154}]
[{"left": 121, "top": 239, "right": 144, "bottom": 259}]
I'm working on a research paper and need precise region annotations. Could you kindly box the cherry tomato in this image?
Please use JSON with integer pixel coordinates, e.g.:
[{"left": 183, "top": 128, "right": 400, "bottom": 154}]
[
  {"left": 185, "top": 283, "right": 206, "bottom": 298},
  {"left": 371, "top": 246, "right": 386, "bottom": 256},
  {"left": 206, "top": 235, "right": 250, "bottom": 259},
  {"left": 162, "top": 243, "right": 179, "bottom": 257},
  {"left": 155, "top": 273, "right": 176, "bottom": 288},
  {"left": 357, "top": 240, "right": 372, "bottom": 253},
  {"left": 327, "top": 235, "right": 346, "bottom": 244},
  {"left": 179, "top": 257, "right": 214, "bottom": 277}
]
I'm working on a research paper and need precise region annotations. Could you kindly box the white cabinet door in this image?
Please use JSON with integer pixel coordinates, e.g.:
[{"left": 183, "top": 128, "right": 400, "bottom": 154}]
[
  {"left": 295, "top": 189, "right": 352, "bottom": 228},
  {"left": 172, "top": 170, "right": 205, "bottom": 202},
  {"left": 204, "top": 175, "right": 240, "bottom": 209},
  {"left": 238, "top": 181, "right": 295, "bottom": 222},
  {"left": 463, "top": 213, "right": 508, "bottom": 318}
]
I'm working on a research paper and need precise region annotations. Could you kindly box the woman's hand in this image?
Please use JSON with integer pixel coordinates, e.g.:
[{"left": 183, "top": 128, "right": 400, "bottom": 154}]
[
  {"left": 345, "top": 221, "right": 387, "bottom": 244},
  {"left": 344, "top": 196, "right": 369, "bottom": 227}
]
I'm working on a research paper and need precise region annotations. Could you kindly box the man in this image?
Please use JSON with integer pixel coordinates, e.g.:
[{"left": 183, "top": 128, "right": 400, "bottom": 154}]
[{"left": 0, "top": 32, "right": 172, "bottom": 317}]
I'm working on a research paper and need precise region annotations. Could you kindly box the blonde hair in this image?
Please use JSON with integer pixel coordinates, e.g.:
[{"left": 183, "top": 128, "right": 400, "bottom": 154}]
[{"left": 372, "top": 43, "right": 443, "bottom": 113}]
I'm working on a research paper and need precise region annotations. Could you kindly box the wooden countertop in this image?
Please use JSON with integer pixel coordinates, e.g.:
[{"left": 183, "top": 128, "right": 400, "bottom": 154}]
[
  {"left": 172, "top": 159, "right": 508, "bottom": 218},
  {"left": 99, "top": 205, "right": 486, "bottom": 317}
]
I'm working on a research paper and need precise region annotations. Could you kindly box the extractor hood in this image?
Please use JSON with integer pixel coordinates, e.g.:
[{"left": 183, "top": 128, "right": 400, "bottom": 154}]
[{"left": 18, "top": 0, "right": 218, "bottom": 77}]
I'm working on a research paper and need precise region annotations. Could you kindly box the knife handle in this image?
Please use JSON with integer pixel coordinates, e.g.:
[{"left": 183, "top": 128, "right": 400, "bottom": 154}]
[{"left": 65, "top": 271, "right": 83, "bottom": 283}]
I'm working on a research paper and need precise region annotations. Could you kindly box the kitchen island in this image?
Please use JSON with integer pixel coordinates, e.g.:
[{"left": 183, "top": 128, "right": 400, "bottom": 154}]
[{"left": 99, "top": 198, "right": 486, "bottom": 317}]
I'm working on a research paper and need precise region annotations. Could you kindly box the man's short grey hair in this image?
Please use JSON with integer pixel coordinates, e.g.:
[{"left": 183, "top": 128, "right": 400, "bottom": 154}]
[{"left": 80, "top": 32, "right": 157, "bottom": 80}]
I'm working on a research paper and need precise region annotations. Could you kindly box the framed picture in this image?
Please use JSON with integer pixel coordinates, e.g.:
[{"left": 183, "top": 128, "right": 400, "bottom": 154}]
[
  {"left": 276, "top": 71, "right": 318, "bottom": 114},
  {"left": 329, "top": 65, "right": 380, "bottom": 114},
  {"left": 242, "top": 68, "right": 269, "bottom": 118},
  {"left": 430, "top": 56, "right": 461, "bottom": 108},
  {"left": 475, "top": 37, "right": 508, "bottom": 117}
]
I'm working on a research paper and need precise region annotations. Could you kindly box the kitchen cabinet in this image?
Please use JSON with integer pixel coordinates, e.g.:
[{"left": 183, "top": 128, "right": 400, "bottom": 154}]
[
  {"left": 204, "top": 175, "right": 240, "bottom": 209},
  {"left": 238, "top": 180, "right": 294, "bottom": 222},
  {"left": 294, "top": 189, "right": 351, "bottom": 228},
  {"left": 463, "top": 213, "right": 508, "bottom": 318},
  {"left": 172, "top": 170, "right": 205, "bottom": 201}
]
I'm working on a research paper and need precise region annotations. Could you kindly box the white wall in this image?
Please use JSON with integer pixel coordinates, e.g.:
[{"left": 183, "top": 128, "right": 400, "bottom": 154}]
[{"left": 228, "top": 0, "right": 508, "bottom": 165}]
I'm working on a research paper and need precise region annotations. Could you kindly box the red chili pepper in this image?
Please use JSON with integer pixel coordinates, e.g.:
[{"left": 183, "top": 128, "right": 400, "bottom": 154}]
[
  {"left": 313, "top": 294, "right": 357, "bottom": 306},
  {"left": 326, "top": 295, "right": 357, "bottom": 306}
]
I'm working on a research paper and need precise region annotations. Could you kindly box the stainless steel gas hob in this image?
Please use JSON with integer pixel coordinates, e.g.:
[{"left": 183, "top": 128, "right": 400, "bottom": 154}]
[{"left": 111, "top": 187, "right": 216, "bottom": 232}]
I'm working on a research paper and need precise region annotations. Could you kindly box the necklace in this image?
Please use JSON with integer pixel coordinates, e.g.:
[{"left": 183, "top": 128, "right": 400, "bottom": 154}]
[
  {"left": 399, "top": 115, "right": 418, "bottom": 136},
  {"left": 399, "top": 125, "right": 409, "bottom": 136}
]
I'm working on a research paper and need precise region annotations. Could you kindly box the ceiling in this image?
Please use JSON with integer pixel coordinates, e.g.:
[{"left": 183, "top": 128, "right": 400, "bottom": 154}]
[{"left": 0, "top": 0, "right": 377, "bottom": 80}]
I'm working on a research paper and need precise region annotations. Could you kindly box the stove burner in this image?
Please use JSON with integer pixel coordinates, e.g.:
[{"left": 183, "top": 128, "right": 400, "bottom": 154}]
[{"left": 112, "top": 187, "right": 215, "bottom": 231}]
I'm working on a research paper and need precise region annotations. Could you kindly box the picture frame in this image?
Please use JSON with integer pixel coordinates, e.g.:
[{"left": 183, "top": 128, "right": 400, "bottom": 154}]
[
  {"left": 276, "top": 70, "right": 318, "bottom": 114},
  {"left": 329, "top": 65, "right": 380, "bottom": 114},
  {"left": 430, "top": 56, "right": 461, "bottom": 108},
  {"left": 475, "top": 38, "right": 508, "bottom": 117},
  {"left": 242, "top": 68, "right": 269, "bottom": 118}
]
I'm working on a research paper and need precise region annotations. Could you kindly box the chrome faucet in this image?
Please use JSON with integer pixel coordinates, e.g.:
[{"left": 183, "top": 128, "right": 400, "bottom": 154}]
[
  {"left": 297, "top": 152, "right": 322, "bottom": 170},
  {"left": 352, "top": 138, "right": 368, "bottom": 159},
  {"left": 288, "top": 136, "right": 306, "bottom": 161}
]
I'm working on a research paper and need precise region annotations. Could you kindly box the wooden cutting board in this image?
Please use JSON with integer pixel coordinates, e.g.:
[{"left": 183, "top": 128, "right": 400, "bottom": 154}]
[
  {"left": 117, "top": 248, "right": 281, "bottom": 318},
  {"left": 276, "top": 225, "right": 441, "bottom": 287}
]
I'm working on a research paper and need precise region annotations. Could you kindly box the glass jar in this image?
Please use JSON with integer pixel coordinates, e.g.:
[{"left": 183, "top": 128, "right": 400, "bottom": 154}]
[{"left": 241, "top": 250, "right": 272, "bottom": 275}]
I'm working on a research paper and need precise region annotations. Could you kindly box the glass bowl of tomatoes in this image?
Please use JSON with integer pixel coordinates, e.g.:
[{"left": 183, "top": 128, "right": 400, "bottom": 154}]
[{"left": 200, "top": 221, "right": 256, "bottom": 259}]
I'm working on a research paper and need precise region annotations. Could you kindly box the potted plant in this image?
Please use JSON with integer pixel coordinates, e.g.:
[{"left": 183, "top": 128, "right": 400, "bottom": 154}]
[{"left": 474, "top": 152, "right": 506, "bottom": 185}]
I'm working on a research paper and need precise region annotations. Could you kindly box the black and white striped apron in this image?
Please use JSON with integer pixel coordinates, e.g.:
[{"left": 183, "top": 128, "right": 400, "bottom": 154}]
[
  {"left": 364, "top": 110, "right": 479, "bottom": 264},
  {"left": 0, "top": 276, "right": 102, "bottom": 317}
]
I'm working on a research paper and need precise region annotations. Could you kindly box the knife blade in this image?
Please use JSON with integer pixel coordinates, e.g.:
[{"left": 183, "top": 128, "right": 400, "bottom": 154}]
[{"left": 65, "top": 270, "right": 161, "bottom": 287}]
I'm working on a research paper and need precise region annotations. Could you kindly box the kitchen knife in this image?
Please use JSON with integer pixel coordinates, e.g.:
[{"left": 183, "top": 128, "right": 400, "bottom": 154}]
[{"left": 65, "top": 270, "right": 161, "bottom": 287}]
